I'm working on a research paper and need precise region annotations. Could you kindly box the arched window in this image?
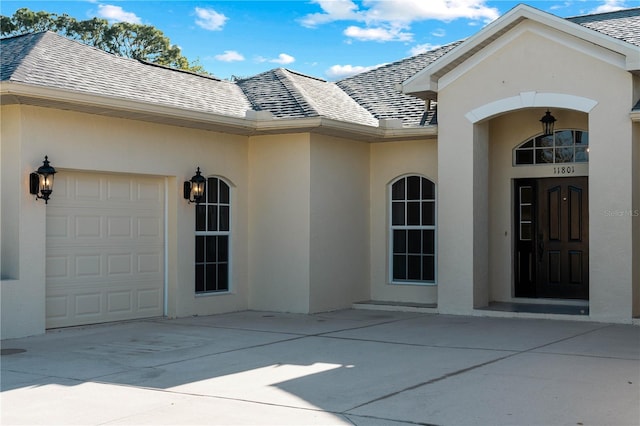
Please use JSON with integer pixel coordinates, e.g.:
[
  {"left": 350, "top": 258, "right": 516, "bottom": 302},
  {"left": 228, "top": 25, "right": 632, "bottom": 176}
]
[
  {"left": 195, "top": 177, "right": 230, "bottom": 293},
  {"left": 390, "top": 175, "right": 436, "bottom": 284},
  {"left": 514, "top": 130, "right": 589, "bottom": 165}
]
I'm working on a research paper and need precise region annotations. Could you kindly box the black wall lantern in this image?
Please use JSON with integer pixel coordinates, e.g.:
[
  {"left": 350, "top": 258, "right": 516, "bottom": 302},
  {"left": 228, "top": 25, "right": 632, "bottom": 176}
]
[
  {"left": 29, "top": 155, "right": 56, "bottom": 204},
  {"left": 183, "top": 167, "right": 206, "bottom": 204},
  {"left": 540, "top": 109, "right": 557, "bottom": 136}
]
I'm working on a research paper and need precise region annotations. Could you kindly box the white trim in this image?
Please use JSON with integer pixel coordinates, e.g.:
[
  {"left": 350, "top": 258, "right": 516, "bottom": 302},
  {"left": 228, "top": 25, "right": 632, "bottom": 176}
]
[
  {"left": 387, "top": 175, "right": 438, "bottom": 286},
  {"left": 465, "top": 92, "right": 598, "bottom": 124},
  {"left": 163, "top": 177, "right": 169, "bottom": 317},
  {"left": 194, "top": 176, "right": 232, "bottom": 295}
]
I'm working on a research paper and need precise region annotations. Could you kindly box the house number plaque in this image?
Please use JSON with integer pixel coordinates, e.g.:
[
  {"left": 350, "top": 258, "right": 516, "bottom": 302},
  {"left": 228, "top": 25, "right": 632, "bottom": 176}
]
[{"left": 553, "top": 166, "right": 575, "bottom": 175}]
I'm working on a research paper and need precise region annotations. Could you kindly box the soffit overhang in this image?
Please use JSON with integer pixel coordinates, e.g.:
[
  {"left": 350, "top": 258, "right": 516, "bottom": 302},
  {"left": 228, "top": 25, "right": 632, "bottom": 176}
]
[
  {"left": 400, "top": 4, "right": 640, "bottom": 100},
  {"left": 0, "top": 82, "right": 437, "bottom": 142}
]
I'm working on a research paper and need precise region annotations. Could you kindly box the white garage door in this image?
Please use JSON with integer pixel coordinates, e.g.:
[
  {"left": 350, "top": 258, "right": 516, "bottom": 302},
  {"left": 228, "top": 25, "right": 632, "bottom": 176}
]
[{"left": 46, "top": 171, "right": 165, "bottom": 328}]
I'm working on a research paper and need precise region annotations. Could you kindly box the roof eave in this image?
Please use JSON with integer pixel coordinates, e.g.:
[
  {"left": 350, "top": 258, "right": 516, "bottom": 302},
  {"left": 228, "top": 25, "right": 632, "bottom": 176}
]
[{"left": 0, "top": 82, "right": 437, "bottom": 142}]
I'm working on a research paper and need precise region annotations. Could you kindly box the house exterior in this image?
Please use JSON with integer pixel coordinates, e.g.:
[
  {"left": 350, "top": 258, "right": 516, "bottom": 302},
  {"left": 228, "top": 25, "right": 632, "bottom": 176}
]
[{"left": 2, "top": 4, "right": 639, "bottom": 339}]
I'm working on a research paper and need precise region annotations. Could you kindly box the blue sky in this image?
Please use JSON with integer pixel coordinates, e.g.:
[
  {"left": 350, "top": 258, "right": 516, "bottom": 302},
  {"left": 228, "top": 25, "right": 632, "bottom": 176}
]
[{"left": 1, "top": 0, "right": 638, "bottom": 80}]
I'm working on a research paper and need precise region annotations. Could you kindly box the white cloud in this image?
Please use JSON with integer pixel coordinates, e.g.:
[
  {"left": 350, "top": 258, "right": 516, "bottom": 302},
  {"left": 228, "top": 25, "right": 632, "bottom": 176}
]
[
  {"left": 590, "top": 0, "right": 628, "bottom": 13},
  {"left": 344, "top": 25, "right": 413, "bottom": 42},
  {"left": 300, "top": 0, "right": 362, "bottom": 27},
  {"left": 97, "top": 4, "right": 142, "bottom": 24},
  {"left": 431, "top": 28, "right": 446, "bottom": 37},
  {"left": 215, "top": 50, "right": 245, "bottom": 62},
  {"left": 409, "top": 43, "right": 442, "bottom": 55},
  {"left": 195, "top": 7, "right": 228, "bottom": 31},
  {"left": 301, "top": 0, "right": 499, "bottom": 43},
  {"left": 325, "top": 63, "right": 386, "bottom": 79},
  {"left": 302, "top": 0, "right": 499, "bottom": 27},
  {"left": 270, "top": 53, "right": 296, "bottom": 65},
  {"left": 255, "top": 53, "right": 296, "bottom": 65}
]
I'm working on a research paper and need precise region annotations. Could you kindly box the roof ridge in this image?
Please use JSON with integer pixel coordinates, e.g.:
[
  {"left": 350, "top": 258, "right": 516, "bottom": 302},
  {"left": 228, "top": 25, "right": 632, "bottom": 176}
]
[
  {"left": 282, "top": 68, "right": 327, "bottom": 83},
  {"left": 137, "top": 59, "right": 221, "bottom": 81},
  {"left": 1, "top": 32, "right": 47, "bottom": 82},
  {"left": 274, "top": 68, "right": 319, "bottom": 117},
  {"left": 567, "top": 6, "right": 640, "bottom": 20}
]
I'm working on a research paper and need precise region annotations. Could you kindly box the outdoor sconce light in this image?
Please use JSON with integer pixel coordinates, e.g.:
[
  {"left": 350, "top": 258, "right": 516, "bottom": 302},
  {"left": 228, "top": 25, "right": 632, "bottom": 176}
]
[
  {"left": 29, "top": 155, "right": 56, "bottom": 204},
  {"left": 183, "top": 167, "right": 206, "bottom": 204},
  {"left": 540, "top": 109, "right": 557, "bottom": 136}
]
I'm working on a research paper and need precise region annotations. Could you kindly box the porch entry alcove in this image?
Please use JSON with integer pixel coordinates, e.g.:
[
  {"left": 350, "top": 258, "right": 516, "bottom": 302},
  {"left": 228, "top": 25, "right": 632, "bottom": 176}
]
[
  {"left": 513, "top": 129, "right": 590, "bottom": 301},
  {"left": 466, "top": 101, "right": 595, "bottom": 318}
]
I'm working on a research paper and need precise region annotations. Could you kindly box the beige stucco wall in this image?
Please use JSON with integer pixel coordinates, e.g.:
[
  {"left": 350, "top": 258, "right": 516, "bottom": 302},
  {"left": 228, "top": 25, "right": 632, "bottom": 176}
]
[
  {"left": 248, "top": 133, "right": 311, "bottom": 313},
  {"left": 369, "top": 139, "right": 439, "bottom": 304},
  {"left": 247, "top": 133, "right": 371, "bottom": 314},
  {"left": 1, "top": 105, "right": 250, "bottom": 338},
  {"left": 436, "top": 21, "right": 636, "bottom": 321},
  {"left": 309, "top": 134, "right": 370, "bottom": 312}
]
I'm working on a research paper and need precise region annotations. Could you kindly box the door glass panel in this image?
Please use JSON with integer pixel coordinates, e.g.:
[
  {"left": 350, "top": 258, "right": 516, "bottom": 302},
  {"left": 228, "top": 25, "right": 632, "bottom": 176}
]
[{"left": 548, "top": 187, "right": 561, "bottom": 241}]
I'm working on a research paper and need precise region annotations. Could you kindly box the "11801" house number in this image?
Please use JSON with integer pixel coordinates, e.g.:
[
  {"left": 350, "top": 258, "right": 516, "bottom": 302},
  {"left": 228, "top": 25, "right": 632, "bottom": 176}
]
[{"left": 553, "top": 166, "right": 575, "bottom": 175}]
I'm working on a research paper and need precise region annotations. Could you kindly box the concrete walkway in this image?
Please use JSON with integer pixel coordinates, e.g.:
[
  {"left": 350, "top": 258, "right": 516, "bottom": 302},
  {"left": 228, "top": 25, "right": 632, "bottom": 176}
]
[{"left": 1, "top": 309, "right": 639, "bottom": 425}]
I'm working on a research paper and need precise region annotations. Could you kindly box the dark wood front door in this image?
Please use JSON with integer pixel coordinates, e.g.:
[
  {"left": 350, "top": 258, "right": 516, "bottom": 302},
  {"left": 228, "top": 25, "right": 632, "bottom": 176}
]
[{"left": 514, "top": 177, "right": 589, "bottom": 299}]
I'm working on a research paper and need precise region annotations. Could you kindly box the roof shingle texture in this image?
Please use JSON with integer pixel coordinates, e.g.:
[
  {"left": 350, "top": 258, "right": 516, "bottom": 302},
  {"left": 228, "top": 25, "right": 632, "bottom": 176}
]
[
  {"left": 237, "top": 68, "right": 378, "bottom": 126},
  {"left": 567, "top": 7, "right": 640, "bottom": 46},
  {"left": 337, "top": 42, "right": 461, "bottom": 126},
  {"left": 1, "top": 32, "right": 252, "bottom": 118}
]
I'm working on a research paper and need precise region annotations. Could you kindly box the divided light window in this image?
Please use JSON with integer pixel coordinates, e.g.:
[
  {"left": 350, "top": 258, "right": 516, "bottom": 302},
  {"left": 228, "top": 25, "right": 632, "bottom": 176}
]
[
  {"left": 390, "top": 176, "right": 436, "bottom": 284},
  {"left": 195, "top": 177, "right": 230, "bottom": 294},
  {"left": 514, "top": 130, "right": 589, "bottom": 165}
]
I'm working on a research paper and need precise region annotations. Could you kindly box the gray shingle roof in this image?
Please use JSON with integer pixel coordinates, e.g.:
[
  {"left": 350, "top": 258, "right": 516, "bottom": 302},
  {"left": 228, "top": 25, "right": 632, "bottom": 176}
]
[
  {"left": 1, "top": 6, "right": 639, "bottom": 131},
  {"left": 237, "top": 68, "right": 377, "bottom": 126},
  {"left": 337, "top": 42, "right": 461, "bottom": 126},
  {"left": 1, "top": 31, "right": 252, "bottom": 118},
  {"left": 568, "top": 7, "right": 640, "bottom": 46}
]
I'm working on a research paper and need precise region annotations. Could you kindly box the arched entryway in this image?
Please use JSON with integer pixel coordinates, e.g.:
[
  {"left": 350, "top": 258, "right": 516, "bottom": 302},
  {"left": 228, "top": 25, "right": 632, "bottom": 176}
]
[{"left": 467, "top": 94, "right": 594, "bottom": 313}]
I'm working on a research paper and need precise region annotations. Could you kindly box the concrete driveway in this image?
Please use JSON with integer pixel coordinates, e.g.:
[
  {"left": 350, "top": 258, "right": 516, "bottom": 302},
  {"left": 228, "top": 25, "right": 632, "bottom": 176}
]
[{"left": 1, "top": 309, "right": 639, "bottom": 425}]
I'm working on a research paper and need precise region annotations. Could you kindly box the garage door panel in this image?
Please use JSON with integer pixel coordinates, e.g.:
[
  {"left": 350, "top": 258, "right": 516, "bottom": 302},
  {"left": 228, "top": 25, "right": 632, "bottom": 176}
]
[{"left": 46, "top": 172, "right": 164, "bottom": 328}]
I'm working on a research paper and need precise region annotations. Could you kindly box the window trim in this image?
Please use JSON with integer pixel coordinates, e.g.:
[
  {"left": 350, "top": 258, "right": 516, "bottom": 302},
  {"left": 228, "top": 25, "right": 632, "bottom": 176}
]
[
  {"left": 388, "top": 174, "right": 438, "bottom": 286},
  {"left": 194, "top": 176, "right": 232, "bottom": 295}
]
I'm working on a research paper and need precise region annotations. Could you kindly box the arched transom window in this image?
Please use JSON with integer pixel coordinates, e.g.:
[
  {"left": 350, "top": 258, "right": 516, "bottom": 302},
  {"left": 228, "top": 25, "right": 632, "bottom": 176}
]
[
  {"left": 390, "top": 175, "right": 436, "bottom": 284},
  {"left": 514, "top": 130, "right": 589, "bottom": 165}
]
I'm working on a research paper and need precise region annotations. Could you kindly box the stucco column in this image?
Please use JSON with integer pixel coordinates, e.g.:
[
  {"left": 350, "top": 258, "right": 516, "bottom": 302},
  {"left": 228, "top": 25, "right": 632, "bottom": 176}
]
[
  {"left": 589, "top": 106, "right": 634, "bottom": 322},
  {"left": 437, "top": 110, "right": 489, "bottom": 313}
]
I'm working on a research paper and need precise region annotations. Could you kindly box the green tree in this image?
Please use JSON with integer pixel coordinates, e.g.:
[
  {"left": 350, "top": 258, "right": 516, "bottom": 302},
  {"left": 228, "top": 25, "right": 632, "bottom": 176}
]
[{"left": 1, "top": 8, "right": 208, "bottom": 74}]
